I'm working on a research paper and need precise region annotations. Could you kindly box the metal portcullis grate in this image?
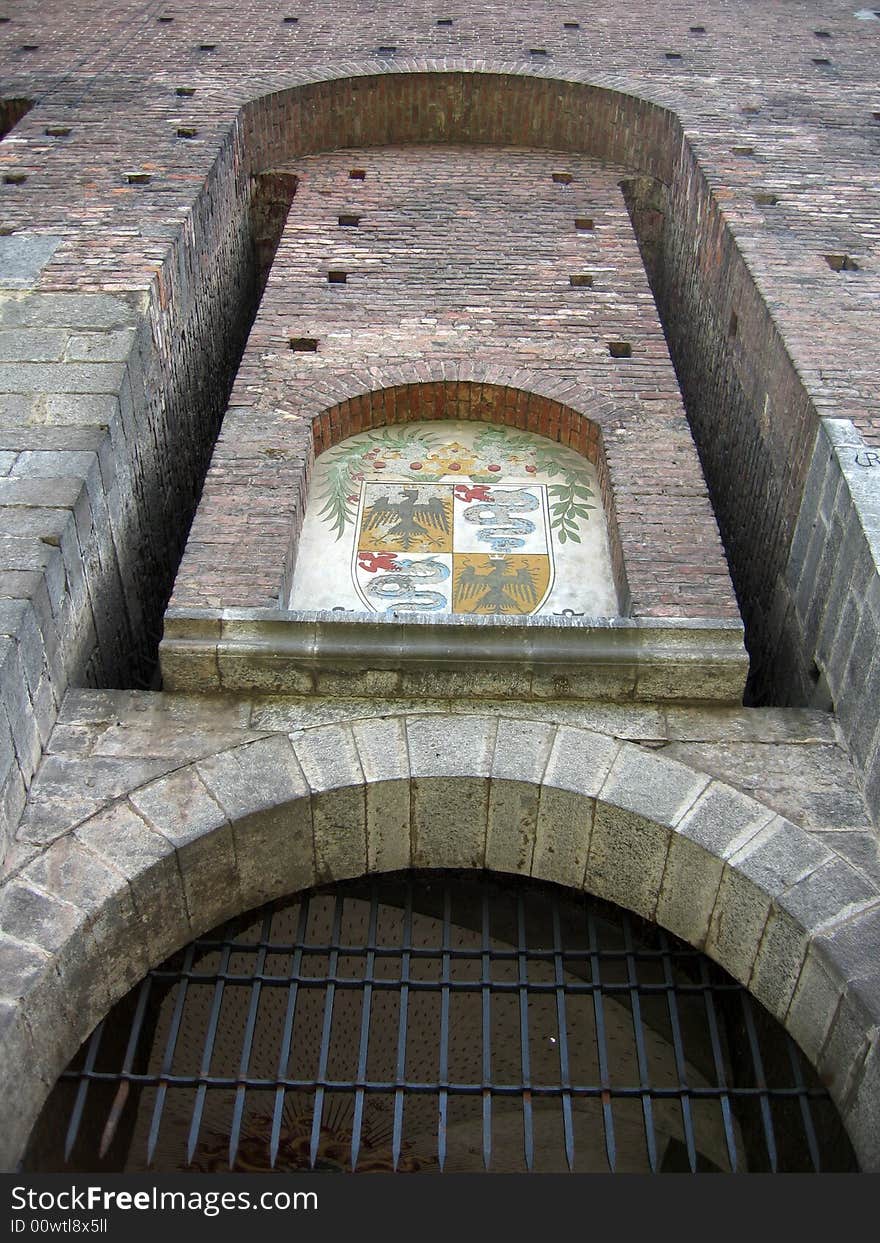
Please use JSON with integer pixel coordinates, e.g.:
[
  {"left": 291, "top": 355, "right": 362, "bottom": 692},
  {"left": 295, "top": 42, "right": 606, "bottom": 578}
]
[{"left": 24, "top": 871, "right": 857, "bottom": 1173}]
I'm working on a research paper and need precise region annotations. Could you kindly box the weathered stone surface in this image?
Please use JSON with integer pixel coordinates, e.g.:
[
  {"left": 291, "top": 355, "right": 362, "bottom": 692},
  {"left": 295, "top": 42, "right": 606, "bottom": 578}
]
[
  {"left": 196, "top": 737, "right": 314, "bottom": 908},
  {"left": 128, "top": 768, "right": 242, "bottom": 936},
  {"left": 291, "top": 725, "right": 366, "bottom": 882},
  {"left": 599, "top": 742, "right": 708, "bottom": 827},
  {"left": 73, "top": 800, "right": 190, "bottom": 965},
  {"left": 352, "top": 717, "right": 411, "bottom": 874},
  {"left": 0, "top": 237, "right": 63, "bottom": 289}
]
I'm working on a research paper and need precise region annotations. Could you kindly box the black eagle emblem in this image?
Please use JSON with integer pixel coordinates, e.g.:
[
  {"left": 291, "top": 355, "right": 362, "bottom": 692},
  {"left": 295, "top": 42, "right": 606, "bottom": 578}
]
[{"left": 362, "top": 488, "right": 451, "bottom": 551}]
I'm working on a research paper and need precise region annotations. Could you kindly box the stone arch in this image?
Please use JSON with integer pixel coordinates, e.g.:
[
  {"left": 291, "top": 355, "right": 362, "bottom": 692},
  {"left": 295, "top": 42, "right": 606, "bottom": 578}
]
[{"left": 2, "top": 715, "right": 878, "bottom": 1169}]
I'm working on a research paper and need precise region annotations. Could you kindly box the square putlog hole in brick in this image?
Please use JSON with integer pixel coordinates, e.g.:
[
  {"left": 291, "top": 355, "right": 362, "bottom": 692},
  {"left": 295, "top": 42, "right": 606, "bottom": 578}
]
[
  {"left": 338, "top": 215, "right": 361, "bottom": 227},
  {"left": 689, "top": 25, "right": 707, "bottom": 33},
  {"left": 44, "top": 126, "right": 72, "bottom": 137},
  {"left": 552, "top": 172, "right": 573, "bottom": 184},
  {"left": 824, "top": 253, "right": 859, "bottom": 272},
  {"left": 732, "top": 146, "right": 755, "bottom": 156},
  {"left": 754, "top": 192, "right": 779, "bottom": 206},
  {"left": 177, "top": 127, "right": 198, "bottom": 139},
  {"left": 665, "top": 51, "right": 683, "bottom": 60},
  {"left": 575, "top": 217, "right": 595, "bottom": 231},
  {"left": 563, "top": 22, "right": 580, "bottom": 30},
  {"left": 327, "top": 270, "right": 348, "bottom": 283},
  {"left": 437, "top": 18, "right": 453, "bottom": 26},
  {"left": 349, "top": 169, "right": 366, "bottom": 180},
  {"left": 3, "top": 172, "right": 27, "bottom": 184},
  {"left": 569, "top": 274, "right": 593, "bottom": 287},
  {"left": 176, "top": 87, "right": 196, "bottom": 96},
  {"left": 289, "top": 338, "right": 318, "bottom": 351},
  {"left": 608, "top": 341, "right": 632, "bottom": 358}
]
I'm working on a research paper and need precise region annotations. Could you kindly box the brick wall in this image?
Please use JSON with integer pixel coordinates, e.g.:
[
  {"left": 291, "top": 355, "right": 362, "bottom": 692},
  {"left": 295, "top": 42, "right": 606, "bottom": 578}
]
[{"left": 173, "top": 145, "right": 735, "bottom": 622}]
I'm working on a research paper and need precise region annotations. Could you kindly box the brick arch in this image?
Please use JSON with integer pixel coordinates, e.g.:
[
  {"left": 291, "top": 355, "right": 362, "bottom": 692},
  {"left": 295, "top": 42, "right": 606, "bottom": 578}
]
[
  {"left": 3, "top": 716, "right": 877, "bottom": 1169},
  {"left": 239, "top": 65, "right": 680, "bottom": 182}
]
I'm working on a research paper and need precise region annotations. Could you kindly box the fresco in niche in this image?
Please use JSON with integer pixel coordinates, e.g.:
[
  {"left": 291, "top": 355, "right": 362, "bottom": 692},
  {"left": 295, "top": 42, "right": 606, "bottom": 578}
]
[{"left": 289, "top": 421, "right": 618, "bottom": 617}]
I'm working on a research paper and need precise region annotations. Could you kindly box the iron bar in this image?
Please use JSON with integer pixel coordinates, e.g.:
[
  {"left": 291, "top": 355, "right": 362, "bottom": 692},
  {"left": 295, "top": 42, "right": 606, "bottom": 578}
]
[{"left": 46, "top": 872, "right": 850, "bottom": 1175}]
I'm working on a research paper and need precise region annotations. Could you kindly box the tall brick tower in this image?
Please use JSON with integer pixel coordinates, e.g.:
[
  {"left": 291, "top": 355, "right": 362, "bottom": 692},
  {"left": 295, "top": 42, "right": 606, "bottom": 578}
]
[{"left": 1, "top": 2, "right": 878, "bottom": 1174}]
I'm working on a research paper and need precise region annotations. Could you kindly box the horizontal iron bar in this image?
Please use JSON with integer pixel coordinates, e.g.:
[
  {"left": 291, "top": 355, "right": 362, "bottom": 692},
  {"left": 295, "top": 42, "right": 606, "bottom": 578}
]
[
  {"left": 144, "top": 970, "right": 742, "bottom": 996},
  {"left": 60, "top": 1070, "right": 826, "bottom": 1100},
  {"left": 179, "top": 939, "right": 710, "bottom": 963}
]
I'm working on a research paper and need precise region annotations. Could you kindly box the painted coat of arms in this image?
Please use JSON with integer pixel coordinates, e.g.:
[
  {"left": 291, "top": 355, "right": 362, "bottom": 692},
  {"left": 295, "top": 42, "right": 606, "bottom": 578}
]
[
  {"left": 353, "top": 482, "right": 554, "bottom": 615},
  {"left": 289, "top": 420, "right": 618, "bottom": 618}
]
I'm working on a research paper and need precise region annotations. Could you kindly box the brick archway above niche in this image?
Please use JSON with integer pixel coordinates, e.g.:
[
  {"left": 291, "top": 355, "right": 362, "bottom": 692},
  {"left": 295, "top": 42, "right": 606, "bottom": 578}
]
[{"left": 3, "top": 716, "right": 879, "bottom": 1171}]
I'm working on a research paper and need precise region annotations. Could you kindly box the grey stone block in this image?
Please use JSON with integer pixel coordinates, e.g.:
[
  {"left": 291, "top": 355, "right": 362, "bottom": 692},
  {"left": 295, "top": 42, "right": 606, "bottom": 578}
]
[
  {"left": 406, "top": 714, "right": 497, "bottom": 778},
  {"left": 599, "top": 741, "right": 709, "bottom": 827},
  {"left": 65, "top": 331, "right": 136, "bottom": 363},
  {"left": 0, "top": 1001, "right": 53, "bottom": 1171},
  {"left": 675, "top": 780, "right": 776, "bottom": 858},
  {"left": 22, "top": 836, "right": 147, "bottom": 1000},
  {"left": 0, "top": 878, "right": 108, "bottom": 1037},
  {"left": 656, "top": 835, "right": 723, "bottom": 948},
  {"left": 842, "top": 1036, "right": 880, "bottom": 1171},
  {"left": 491, "top": 717, "right": 556, "bottom": 784},
  {"left": 291, "top": 725, "right": 367, "bottom": 882},
  {"left": 290, "top": 722, "right": 365, "bottom": 792},
  {"left": 352, "top": 718, "right": 411, "bottom": 874},
  {"left": 412, "top": 774, "right": 489, "bottom": 871},
  {"left": 0, "top": 362, "right": 127, "bottom": 394},
  {"left": 533, "top": 786, "right": 593, "bottom": 889},
  {"left": 0, "top": 291, "right": 138, "bottom": 330},
  {"left": 587, "top": 804, "right": 672, "bottom": 919},
  {"left": 543, "top": 725, "right": 620, "bottom": 798},
  {"left": 74, "top": 800, "right": 190, "bottom": 964},
  {"left": 129, "top": 767, "right": 242, "bottom": 935},
  {"left": 0, "top": 330, "right": 67, "bottom": 362},
  {"left": 731, "top": 816, "right": 831, "bottom": 894},
  {"left": 0, "top": 236, "right": 63, "bottom": 289},
  {"left": 197, "top": 737, "right": 315, "bottom": 908}
]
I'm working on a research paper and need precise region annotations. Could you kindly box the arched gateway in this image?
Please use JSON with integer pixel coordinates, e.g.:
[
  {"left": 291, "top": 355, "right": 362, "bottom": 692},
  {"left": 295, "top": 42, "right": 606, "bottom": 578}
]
[{"left": 4, "top": 718, "right": 877, "bottom": 1170}]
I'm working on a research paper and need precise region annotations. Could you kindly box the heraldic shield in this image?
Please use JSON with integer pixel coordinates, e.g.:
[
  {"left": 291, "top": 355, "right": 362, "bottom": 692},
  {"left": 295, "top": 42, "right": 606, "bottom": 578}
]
[{"left": 353, "top": 481, "right": 555, "bottom": 615}]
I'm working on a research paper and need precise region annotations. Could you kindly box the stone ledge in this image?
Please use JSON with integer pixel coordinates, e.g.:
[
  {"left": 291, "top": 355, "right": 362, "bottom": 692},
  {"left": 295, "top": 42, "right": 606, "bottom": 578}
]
[{"left": 161, "top": 608, "right": 748, "bottom": 704}]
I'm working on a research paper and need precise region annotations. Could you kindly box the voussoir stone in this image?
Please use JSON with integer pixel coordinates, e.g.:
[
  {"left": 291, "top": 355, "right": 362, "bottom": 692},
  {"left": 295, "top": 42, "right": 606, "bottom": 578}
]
[
  {"left": 128, "top": 767, "right": 242, "bottom": 938},
  {"left": 73, "top": 799, "right": 191, "bottom": 963},
  {"left": 196, "top": 737, "right": 315, "bottom": 908},
  {"left": 351, "top": 717, "right": 411, "bottom": 874},
  {"left": 292, "top": 724, "right": 366, "bottom": 883}
]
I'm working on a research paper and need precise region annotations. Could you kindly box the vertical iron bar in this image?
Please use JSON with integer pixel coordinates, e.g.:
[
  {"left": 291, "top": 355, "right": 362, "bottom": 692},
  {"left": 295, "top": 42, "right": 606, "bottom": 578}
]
[
  {"left": 551, "top": 899, "right": 575, "bottom": 1171},
  {"left": 270, "top": 897, "right": 310, "bottom": 1169},
  {"left": 586, "top": 905, "right": 616, "bottom": 1172},
  {"left": 350, "top": 883, "right": 379, "bottom": 1172},
  {"left": 437, "top": 882, "right": 452, "bottom": 1172},
  {"left": 516, "top": 892, "right": 534, "bottom": 1171},
  {"left": 146, "top": 942, "right": 197, "bottom": 1165},
  {"left": 740, "top": 990, "right": 778, "bottom": 1172},
  {"left": 785, "top": 1036, "right": 822, "bottom": 1172},
  {"left": 99, "top": 973, "right": 153, "bottom": 1159},
  {"left": 392, "top": 882, "right": 413, "bottom": 1171},
  {"left": 698, "top": 956, "right": 739, "bottom": 1172},
  {"left": 64, "top": 1021, "right": 105, "bottom": 1162},
  {"left": 309, "top": 894, "right": 344, "bottom": 1169},
  {"left": 186, "top": 930, "right": 234, "bottom": 1165},
  {"left": 228, "top": 911, "right": 274, "bottom": 1169},
  {"left": 621, "top": 911, "right": 658, "bottom": 1173},
  {"left": 481, "top": 886, "right": 492, "bottom": 1171},
  {"left": 658, "top": 929, "right": 697, "bottom": 1171}
]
